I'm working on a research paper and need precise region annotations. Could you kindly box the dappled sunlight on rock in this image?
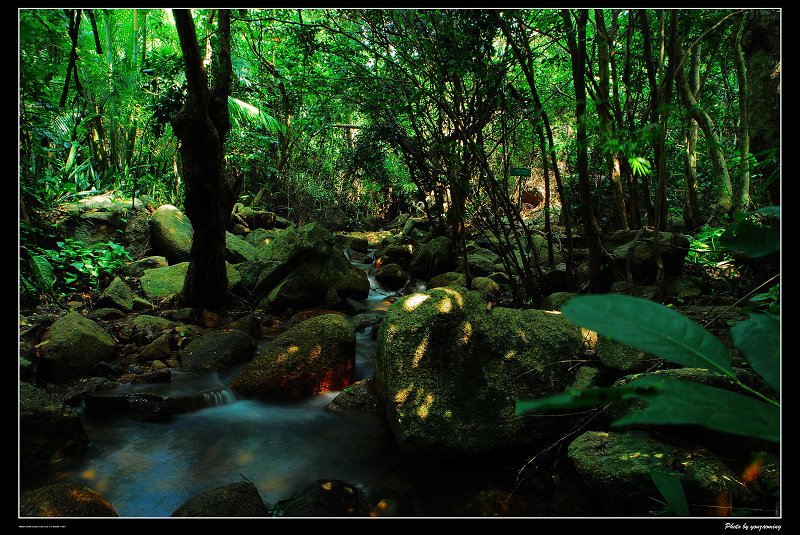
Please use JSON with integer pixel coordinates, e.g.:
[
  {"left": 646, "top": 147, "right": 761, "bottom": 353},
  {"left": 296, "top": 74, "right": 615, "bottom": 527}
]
[
  {"left": 438, "top": 297, "right": 453, "bottom": 313},
  {"left": 440, "top": 286, "right": 465, "bottom": 307},
  {"left": 403, "top": 293, "right": 430, "bottom": 311},
  {"left": 412, "top": 337, "right": 429, "bottom": 368},
  {"left": 415, "top": 393, "right": 435, "bottom": 419},
  {"left": 458, "top": 321, "right": 472, "bottom": 346}
]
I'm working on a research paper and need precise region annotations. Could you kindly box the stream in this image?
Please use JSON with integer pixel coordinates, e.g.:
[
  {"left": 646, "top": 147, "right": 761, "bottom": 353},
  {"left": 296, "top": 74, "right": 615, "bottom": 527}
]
[{"left": 22, "top": 255, "right": 413, "bottom": 517}]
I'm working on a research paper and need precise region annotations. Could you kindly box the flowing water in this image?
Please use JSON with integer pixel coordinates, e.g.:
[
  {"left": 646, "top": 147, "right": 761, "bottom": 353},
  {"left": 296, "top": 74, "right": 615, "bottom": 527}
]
[{"left": 23, "top": 252, "right": 410, "bottom": 517}]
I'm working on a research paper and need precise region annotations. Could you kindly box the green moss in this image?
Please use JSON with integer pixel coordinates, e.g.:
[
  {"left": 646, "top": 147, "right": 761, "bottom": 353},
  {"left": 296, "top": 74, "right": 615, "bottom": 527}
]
[{"left": 140, "top": 262, "right": 241, "bottom": 300}]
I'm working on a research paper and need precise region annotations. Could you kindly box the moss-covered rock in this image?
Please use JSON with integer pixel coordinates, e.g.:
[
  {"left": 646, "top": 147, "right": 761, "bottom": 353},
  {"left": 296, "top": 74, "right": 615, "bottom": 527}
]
[
  {"left": 607, "top": 229, "right": 690, "bottom": 282},
  {"left": 58, "top": 194, "right": 150, "bottom": 259},
  {"left": 540, "top": 291, "right": 575, "bottom": 311},
  {"left": 408, "top": 235, "right": 453, "bottom": 279},
  {"left": 471, "top": 276, "right": 501, "bottom": 297},
  {"left": 179, "top": 329, "right": 256, "bottom": 372},
  {"left": 140, "top": 262, "right": 241, "bottom": 300},
  {"left": 326, "top": 377, "right": 380, "bottom": 416},
  {"left": 231, "top": 314, "right": 355, "bottom": 398},
  {"left": 149, "top": 204, "right": 193, "bottom": 263},
  {"left": 427, "top": 271, "right": 466, "bottom": 289},
  {"left": 226, "top": 231, "right": 261, "bottom": 263},
  {"left": 376, "top": 285, "right": 585, "bottom": 456},
  {"left": 20, "top": 484, "right": 118, "bottom": 517},
  {"left": 244, "top": 222, "right": 368, "bottom": 310},
  {"left": 119, "top": 314, "right": 177, "bottom": 345},
  {"left": 122, "top": 255, "right": 169, "bottom": 277},
  {"left": 20, "top": 383, "right": 89, "bottom": 476},
  {"left": 376, "top": 243, "right": 415, "bottom": 269},
  {"left": 568, "top": 430, "right": 757, "bottom": 515},
  {"left": 96, "top": 276, "right": 134, "bottom": 312},
  {"left": 375, "top": 262, "right": 408, "bottom": 291},
  {"left": 38, "top": 312, "right": 117, "bottom": 382},
  {"left": 595, "top": 336, "right": 660, "bottom": 374},
  {"left": 171, "top": 482, "right": 269, "bottom": 517}
]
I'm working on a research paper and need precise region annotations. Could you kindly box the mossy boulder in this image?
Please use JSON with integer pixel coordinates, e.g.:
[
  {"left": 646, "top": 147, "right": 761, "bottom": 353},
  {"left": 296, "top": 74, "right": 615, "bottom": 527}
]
[
  {"left": 607, "top": 229, "right": 690, "bottom": 282},
  {"left": 426, "top": 271, "right": 466, "bottom": 289},
  {"left": 140, "top": 262, "right": 241, "bottom": 300},
  {"left": 20, "top": 484, "right": 118, "bottom": 517},
  {"left": 226, "top": 231, "right": 261, "bottom": 263},
  {"left": 326, "top": 377, "right": 380, "bottom": 416},
  {"left": 375, "top": 262, "right": 408, "bottom": 291},
  {"left": 20, "top": 383, "right": 90, "bottom": 477},
  {"left": 408, "top": 235, "right": 453, "bottom": 279},
  {"left": 58, "top": 194, "right": 150, "bottom": 259},
  {"left": 471, "top": 276, "right": 501, "bottom": 298},
  {"left": 38, "top": 312, "right": 117, "bottom": 382},
  {"left": 375, "top": 285, "right": 585, "bottom": 456},
  {"left": 567, "top": 430, "right": 757, "bottom": 515},
  {"left": 149, "top": 204, "right": 194, "bottom": 263},
  {"left": 231, "top": 314, "right": 355, "bottom": 398},
  {"left": 121, "top": 255, "right": 169, "bottom": 277},
  {"left": 179, "top": 329, "right": 256, "bottom": 372},
  {"left": 595, "top": 336, "right": 660, "bottom": 374},
  {"left": 376, "top": 243, "right": 415, "bottom": 269},
  {"left": 96, "top": 276, "right": 134, "bottom": 312},
  {"left": 171, "top": 482, "right": 269, "bottom": 517},
  {"left": 118, "top": 314, "right": 177, "bottom": 345}
]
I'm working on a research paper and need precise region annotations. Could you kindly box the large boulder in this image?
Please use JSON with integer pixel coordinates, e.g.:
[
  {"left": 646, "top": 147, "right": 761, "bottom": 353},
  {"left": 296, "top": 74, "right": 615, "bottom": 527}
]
[
  {"left": 38, "top": 312, "right": 117, "bottom": 382},
  {"left": 375, "top": 286, "right": 585, "bottom": 456},
  {"left": 20, "top": 382, "right": 89, "bottom": 476},
  {"left": 607, "top": 228, "right": 690, "bottom": 282},
  {"left": 171, "top": 482, "right": 269, "bottom": 517},
  {"left": 375, "top": 243, "right": 415, "bottom": 270},
  {"left": 567, "top": 430, "right": 758, "bottom": 515},
  {"left": 408, "top": 236, "right": 453, "bottom": 279},
  {"left": 179, "top": 329, "right": 256, "bottom": 372},
  {"left": 244, "top": 222, "right": 369, "bottom": 311},
  {"left": 96, "top": 276, "right": 134, "bottom": 312},
  {"left": 149, "top": 204, "right": 194, "bottom": 263},
  {"left": 140, "top": 262, "right": 241, "bottom": 300},
  {"left": 58, "top": 194, "right": 150, "bottom": 259},
  {"left": 20, "top": 484, "right": 118, "bottom": 517},
  {"left": 226, "top": 231, "right": 261, "bottom": 263},
  {"left": 375, "top": 263, "right": 408, "bottom": 291},
  {"left": 282, "top": 479, "right": 370, "bottom": 517},
  {"left": 121, "top": 255, "right": 168, "bottom": 277},
  {"left": 231, "top": 314, "right": 355, "bottom": 399}
]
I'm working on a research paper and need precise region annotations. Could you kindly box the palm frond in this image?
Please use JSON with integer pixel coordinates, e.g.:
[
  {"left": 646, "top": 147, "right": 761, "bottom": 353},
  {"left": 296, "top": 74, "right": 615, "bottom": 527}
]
[{"left": 228, "top": 96, "right": 284, "bottom": 134}]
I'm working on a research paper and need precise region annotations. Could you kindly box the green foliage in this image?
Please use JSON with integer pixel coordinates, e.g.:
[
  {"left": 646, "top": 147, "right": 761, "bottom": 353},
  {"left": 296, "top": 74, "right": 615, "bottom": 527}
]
[
  {"left": 687, "top": 225, "right": 731, "bottom": 267},
  {"left": 649, "top": 472, "right": 690, "bottom": 517},
  {"left": 628, "top": 156, "right": 651, "bottom": 177},
  {"left": 516, "top": 294, "right": 779, "bottom": 442},
  {"left": 23, "top": 238, "right": 132, "bottom": 299},
  {"left": 562, "top": 294, "right": 734, "bottom": 376},
  {"left": 720, "top": 207, "right": 780, "bottom": 258},
  {"left": 749, "top": 283, "right": 779, "bottom": 314},
  {"left": 730, "top": 312, "right": 780, "bottom": 392}
]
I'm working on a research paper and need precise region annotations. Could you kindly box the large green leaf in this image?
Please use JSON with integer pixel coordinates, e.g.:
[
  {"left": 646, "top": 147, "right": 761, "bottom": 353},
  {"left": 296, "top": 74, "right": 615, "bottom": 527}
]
[
  {"left": 561, "top": 295, "right": 734, "bottom": 377},
  {"left": 29, "top": 254, "right": 55, "bottom": 293},
  {"left": 613, "top": 377, "right": 779, "bottom": 442},
  {"left": 720, "top": 218, "right": 779, "bottom": 258},
  {"left": 650, "top": 472, "right": 689, "bottom": 517},
  {"left": 515, "top": 375, "right": 664, "bottom": 415},
  {"left": 730, "top": 313, "right": 780, "bottom": 392}
]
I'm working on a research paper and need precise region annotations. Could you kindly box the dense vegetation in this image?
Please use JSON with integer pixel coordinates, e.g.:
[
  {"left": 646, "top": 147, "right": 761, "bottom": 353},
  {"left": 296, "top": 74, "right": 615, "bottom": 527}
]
[{"left": 19, "top": 8, "right": 779, "bottom": 520}]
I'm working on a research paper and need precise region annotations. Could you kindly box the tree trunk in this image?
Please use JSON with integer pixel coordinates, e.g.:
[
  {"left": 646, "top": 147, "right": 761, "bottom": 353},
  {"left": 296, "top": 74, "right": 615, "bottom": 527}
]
[
  {"left": 562, "top": 9, "right": 604, "bottom": 292},
  {"left": 638, "top": 10, "right": 658, "bottom": 225},
  {"left": 733, "top": 13, "right": 751, "bottom": 210},
  {"left": 683, "top": 44, "right": 702, "bottom": 231},
  {"left": 495, "top": 12, "right": 574, "bottom": 284},
  {"left": 677, "top": 49, "right": 733, "bottom": 215},
  {"left": 594, "top": 9, "right": 629, "bottom": 232},
  {"left": 743, "top": 9, "right": 779, "bottom": 205},
  {"left": 171, "top": 9, "right": 236, "bottom": 309}
]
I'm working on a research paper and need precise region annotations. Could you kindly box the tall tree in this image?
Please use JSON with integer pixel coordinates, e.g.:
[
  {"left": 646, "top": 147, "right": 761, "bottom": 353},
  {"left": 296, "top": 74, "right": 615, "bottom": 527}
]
[
  {"left": 742, "top": 9, "right": 779, "bottom": 205},
  {"left": 561, "top": 9, "right": 604, "bottom": 292},
  {"left": 171, "top": 8, "right": 239, "bottom": 308}
]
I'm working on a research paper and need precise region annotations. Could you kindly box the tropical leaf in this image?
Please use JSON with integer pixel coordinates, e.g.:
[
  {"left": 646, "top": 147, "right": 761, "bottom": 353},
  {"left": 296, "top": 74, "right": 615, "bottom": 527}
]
[
  {"left": 730, "top": 312, "right": 780, "bottom": 392},
  {"left": 613, "top": 377, "right": 779, "bottom": 442},
  {"left": 561, "top": 295, "right": 734, "bottom": 377},
  {"left": 29, "top": 254, "right": 55, "bottom": 293},
  {"left": 228, "top": 96, "right": 283, "bottom": 134},
  {"left": 650, "top": 472, "right": 689, "bottom": 517},
  {"left": 720, "top": 218, "right": 779, "bottom": 258},
  {"left": 515, "top": 375, "right": 664, "bottom": 415}
]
